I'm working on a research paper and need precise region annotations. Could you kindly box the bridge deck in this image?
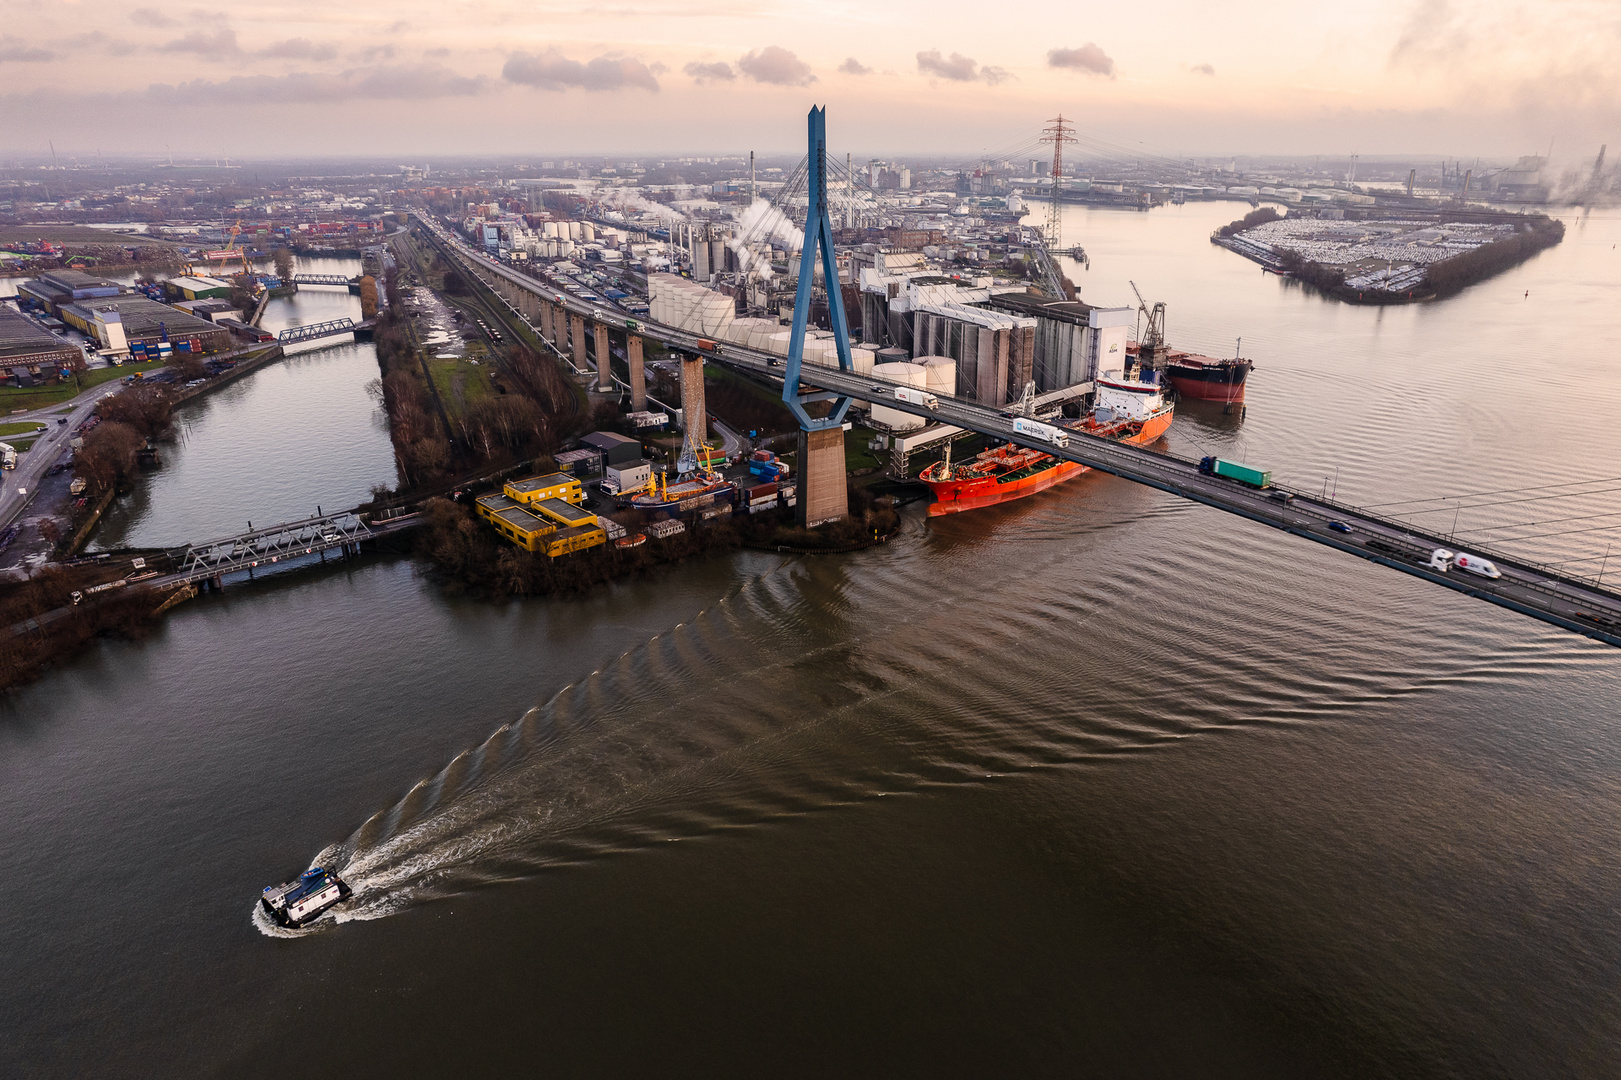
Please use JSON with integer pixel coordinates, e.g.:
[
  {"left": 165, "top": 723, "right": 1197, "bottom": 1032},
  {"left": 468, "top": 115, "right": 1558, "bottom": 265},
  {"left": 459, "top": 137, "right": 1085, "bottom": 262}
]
[
  {"left": 411, "top": 213, "right": 1621, "bottom": 650},
  {"left": 277, "top": 318, "right": 356, "bottom": 344}
]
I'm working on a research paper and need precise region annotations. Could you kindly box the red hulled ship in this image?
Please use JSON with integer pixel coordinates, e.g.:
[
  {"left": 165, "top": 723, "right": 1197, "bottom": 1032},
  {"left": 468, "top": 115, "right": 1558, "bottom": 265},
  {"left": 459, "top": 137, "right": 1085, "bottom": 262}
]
[
  {"left": 919, "top": 372, "right": 1173, "bottom": 516},
  {"left": 1129, "top": 342, "right": 1253, "bottom": 404}
]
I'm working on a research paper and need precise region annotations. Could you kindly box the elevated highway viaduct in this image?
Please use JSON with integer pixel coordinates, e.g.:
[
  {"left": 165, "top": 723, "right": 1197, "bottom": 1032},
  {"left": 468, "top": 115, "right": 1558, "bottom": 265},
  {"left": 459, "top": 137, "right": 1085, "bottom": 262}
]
[{"left": 407, "top": 212, "right": 1621, "bottom": 651}]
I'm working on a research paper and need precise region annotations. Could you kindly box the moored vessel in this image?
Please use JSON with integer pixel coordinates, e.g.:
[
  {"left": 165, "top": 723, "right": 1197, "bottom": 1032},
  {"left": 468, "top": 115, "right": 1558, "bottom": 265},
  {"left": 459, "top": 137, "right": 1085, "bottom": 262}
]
[
  {"left": 1131, "top": 342, "right": 1253, "bottom": 404},
  {"left": 628, "top": 469, "right": 736, "bottom": 519},
  {"left": 920, "top": 373, "right": 1172, "bottom": 516}
]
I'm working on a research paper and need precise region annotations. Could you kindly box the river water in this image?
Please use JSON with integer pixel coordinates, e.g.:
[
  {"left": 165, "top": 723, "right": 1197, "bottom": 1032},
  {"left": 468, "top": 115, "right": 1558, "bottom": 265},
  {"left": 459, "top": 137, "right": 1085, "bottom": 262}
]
[{"left": 3, "top": 210, "right": 1620, "bottom": 1078}]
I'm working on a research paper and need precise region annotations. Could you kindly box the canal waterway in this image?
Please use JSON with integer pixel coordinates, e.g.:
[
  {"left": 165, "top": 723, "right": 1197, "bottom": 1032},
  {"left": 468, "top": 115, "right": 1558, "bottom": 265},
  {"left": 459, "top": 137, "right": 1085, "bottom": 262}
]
[
  {"left": 91, "top": 257, "right": 398, "bottom": 548},
  {"left": 3, "top": 209, "right": 1620, "bottom": 1077}
]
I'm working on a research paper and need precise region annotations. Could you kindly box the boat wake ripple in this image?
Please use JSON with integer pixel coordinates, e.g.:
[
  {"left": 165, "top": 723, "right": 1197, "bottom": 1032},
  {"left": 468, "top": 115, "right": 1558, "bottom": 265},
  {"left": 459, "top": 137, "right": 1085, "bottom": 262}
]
[{"left": 255, "top": 515, "right": 1555, "bottom": 936}]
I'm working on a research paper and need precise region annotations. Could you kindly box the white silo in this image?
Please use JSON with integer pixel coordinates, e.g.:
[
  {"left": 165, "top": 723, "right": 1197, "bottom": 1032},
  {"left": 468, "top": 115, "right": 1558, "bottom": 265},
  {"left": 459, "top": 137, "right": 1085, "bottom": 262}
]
[{"left": 915, "top": 355, "right": 956, "bottom": 398}]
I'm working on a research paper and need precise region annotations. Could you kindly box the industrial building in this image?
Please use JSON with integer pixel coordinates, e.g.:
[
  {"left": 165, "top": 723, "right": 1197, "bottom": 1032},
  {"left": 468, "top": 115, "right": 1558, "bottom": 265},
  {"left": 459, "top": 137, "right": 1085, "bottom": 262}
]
[
  {"left": 477, "top": 496, "right": 560, "bottom": 552},
  {"left": 982, "top": 294, "right": 1134, "bottom": 391},
  {"left": 16, "top": 270, "right": 123, "bottom": 316},
  {"left": 579, "top": 431, "right": 643, "bottom": 467},
  {"left": 503, "top": 471, "right": 585, "bottom": 507},
  {"left": 172, "top": 298, "right": 242, "bottom": 323},
  {"left": 166, "top": 276, "right": 234, "bottom": 301},
  {"left": 0, "top": 305, "right": 81, "bottom": 380},
  {"left": 57, "top": 295, "right": 231, "bottom": 357},
  {"left": 476, "top": 485, "right": 606, "bottom": 557},
  {"left": 911, "top": 302, "right": 1035, "bottom": 403}
]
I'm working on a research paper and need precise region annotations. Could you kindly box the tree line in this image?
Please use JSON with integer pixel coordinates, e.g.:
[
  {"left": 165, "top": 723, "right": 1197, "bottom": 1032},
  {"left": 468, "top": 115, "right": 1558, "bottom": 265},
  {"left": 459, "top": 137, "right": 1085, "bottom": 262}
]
[
  {"left": 1421, "top": 215, "right": 1565, "bottom": 295},
  {"left": 1216, "top": 207, "right": 1282, "bottom": 237}
]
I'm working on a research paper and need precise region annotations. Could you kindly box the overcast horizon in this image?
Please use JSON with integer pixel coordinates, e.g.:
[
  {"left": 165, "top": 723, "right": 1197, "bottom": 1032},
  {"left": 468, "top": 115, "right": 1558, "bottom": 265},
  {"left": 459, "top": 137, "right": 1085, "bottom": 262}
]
[{"left": 1, "top": 0, "right": 1616, "bottom": 165}]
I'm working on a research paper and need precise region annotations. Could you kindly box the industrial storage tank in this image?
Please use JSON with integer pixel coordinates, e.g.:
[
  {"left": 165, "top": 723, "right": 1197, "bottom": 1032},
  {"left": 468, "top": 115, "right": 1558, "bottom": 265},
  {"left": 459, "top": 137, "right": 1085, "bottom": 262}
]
[
  {"left": 725, "top": 317, "right": 773, "bottom": 346},
  {"left": 914, "top": 355, "right": 956, "bottom": 398},
  {"left": 765, "top": 331, "right": 794, "bottom": 356},
  {"left": 870, "top": 361, "right": 928, "bottom": 431},
  {"left": 746, "top": 321, "right": 784, "bottom": 351},
  {"left": 875, "top": 347, "right": 910, "bottom": 366}
]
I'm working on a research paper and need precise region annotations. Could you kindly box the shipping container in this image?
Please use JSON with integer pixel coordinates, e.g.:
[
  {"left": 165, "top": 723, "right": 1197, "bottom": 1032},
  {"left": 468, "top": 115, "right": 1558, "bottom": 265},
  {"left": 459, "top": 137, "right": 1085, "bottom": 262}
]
[{"left": 1199, "top": 456, "right": 1272, "bottom": 488}]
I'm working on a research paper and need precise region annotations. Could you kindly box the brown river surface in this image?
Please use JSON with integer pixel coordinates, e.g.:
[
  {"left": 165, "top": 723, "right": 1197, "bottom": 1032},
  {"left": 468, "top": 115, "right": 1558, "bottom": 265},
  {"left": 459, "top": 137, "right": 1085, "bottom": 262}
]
[{"left": 3, "top": 208, "right": 1620, "bottom": 1077}]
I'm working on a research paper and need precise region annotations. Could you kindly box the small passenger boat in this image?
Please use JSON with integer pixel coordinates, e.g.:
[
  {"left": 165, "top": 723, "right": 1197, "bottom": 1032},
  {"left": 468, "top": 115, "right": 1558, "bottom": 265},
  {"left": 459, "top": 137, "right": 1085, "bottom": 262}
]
[{"left": 261, "top": 867, "right": 352, "bottom": 927}]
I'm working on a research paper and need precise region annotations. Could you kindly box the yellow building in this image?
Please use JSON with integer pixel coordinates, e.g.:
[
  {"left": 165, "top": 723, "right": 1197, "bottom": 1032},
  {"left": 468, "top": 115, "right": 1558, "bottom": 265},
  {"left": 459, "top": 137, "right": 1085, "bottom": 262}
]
[
  {"left": 484, "top": 502, "right": 559, "bottom": 552},
  {"left": 542, "top": 524, "right": 607, "bottom": 557},
  {"left": 533, "top": 497, "right": 599, "bottom": 530},
  {"left": 477, "top": 490, "right": 604, "bottom": 556},
  {"left": 475, "top": 492, "right": 520, "bottom": 522},
  {"left": 504, "top": 471, "right": 584, "bottom": 507}
]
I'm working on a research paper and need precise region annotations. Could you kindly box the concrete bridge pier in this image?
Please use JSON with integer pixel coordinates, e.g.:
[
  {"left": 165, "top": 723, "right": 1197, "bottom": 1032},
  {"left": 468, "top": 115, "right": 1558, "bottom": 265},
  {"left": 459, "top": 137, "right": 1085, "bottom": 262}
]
[
  {"left": 593, "top": 321, "right": 613, "bottom": 393},
  {"left": 797, "top": 427, "right": 849, "bottom": 528},
  {"left": 521, "top": 290, "right": 538, "bottom": 324},
  {"left": 544, "top": 301, "right": 560, "bottom": 347},
  {"left": 680, "top": 352, "right": 707, "bottom": 451},
  {"left": 627, "top": 334, "right": 646, "bottom": 412},
  {"left": 569, "top": 312, "right": 588, "bottom": 375}
]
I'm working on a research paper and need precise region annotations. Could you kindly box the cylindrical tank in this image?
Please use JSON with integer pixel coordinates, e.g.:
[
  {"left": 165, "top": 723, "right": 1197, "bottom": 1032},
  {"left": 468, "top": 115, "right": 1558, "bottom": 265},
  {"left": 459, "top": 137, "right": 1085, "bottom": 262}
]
[
  {"left": 849, "top": 347, "right": 876, "bottom": 376},
  {"left": 871, "top": 361, "right": 927, "bottom": 431},
  {"left": 766, "top": 331, "right": 794, "bottom": 356},
  {"left": 876, "top": 347, "right": 909, "bottom": 365},
  {"left": 914, "top": 355, "right": 956, "bottom": 397}
]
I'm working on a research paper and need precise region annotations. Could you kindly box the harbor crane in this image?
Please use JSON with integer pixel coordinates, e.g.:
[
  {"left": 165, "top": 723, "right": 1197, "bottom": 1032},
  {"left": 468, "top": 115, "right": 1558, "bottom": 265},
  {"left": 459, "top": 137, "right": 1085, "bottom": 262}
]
[
  {"left": 204, "top": 219, "right": 252, "bottom": 277},
  {"left": 1129, "top": 280, "right": 1167, "bottom": 371}
]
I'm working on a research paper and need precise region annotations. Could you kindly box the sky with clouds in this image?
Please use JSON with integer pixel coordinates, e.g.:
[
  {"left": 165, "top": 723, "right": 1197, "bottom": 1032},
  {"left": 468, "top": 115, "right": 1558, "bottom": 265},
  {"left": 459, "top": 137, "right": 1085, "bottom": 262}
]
[{"left": 0, "top": 0, "right": 1615, "bottom": 162}]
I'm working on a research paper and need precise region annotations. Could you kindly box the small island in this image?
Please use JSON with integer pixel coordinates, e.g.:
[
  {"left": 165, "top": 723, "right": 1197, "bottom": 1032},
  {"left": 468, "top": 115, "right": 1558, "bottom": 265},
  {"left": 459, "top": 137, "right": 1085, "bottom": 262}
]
[{"left": 1213, "top": 206, "right": 1564, "bottom": 303}]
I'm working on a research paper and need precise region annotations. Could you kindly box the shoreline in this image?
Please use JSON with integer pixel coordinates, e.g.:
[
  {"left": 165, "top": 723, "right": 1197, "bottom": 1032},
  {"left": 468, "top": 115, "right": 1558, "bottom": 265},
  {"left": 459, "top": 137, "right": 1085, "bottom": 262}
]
[{"left": 1212, "top": 211, "right": 1566, "bottom": 304}]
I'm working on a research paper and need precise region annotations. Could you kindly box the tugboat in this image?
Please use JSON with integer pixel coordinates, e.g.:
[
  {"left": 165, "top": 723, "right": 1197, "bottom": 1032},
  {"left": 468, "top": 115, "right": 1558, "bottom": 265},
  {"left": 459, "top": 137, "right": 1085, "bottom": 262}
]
[{"left": 261, "top": 867, "right": 352, "bottom": 928}]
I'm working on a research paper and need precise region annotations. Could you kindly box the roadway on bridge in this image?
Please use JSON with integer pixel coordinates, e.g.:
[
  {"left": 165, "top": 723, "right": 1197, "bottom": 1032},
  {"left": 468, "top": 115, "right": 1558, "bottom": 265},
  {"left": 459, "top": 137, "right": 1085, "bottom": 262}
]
[{"left": 411, "top": 213, "right": 1621, "bottom": 649}]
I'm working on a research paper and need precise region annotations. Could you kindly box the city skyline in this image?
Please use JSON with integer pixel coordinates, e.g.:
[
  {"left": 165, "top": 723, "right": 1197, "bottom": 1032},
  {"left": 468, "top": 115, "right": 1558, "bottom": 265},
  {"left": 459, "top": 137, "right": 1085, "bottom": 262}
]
[{"left": 0, "top": 1, "right": 1615, "bottom": 161}]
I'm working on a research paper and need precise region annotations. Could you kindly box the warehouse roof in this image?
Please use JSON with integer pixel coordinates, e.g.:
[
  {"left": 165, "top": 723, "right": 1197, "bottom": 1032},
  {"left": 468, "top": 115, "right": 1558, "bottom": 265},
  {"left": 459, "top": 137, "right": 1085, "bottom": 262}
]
[
  {"left": 61, "top": 295, "right": 224, "bottom": 338},
  {"left": 0, "top": 305, "right": 78, "bottom": 362}
]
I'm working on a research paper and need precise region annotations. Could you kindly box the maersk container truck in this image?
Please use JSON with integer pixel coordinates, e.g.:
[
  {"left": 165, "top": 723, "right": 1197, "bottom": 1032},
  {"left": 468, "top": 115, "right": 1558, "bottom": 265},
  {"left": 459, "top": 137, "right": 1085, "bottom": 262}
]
[
  {"left": 1199, "top": 456, "right": 1271, "bottom": 488},
  {"left": 1012, "top": 417, "right": 1070, "bottom": 448}
]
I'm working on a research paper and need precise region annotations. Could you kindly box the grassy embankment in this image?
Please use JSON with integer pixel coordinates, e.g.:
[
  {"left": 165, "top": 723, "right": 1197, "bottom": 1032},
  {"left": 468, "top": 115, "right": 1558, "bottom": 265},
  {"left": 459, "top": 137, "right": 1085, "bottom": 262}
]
[
  {"left": 369, "top": 234, "right": 584, "bottom": 494},
  {"left": 0, "top": 360, "right": 167, "bottom": 413}
]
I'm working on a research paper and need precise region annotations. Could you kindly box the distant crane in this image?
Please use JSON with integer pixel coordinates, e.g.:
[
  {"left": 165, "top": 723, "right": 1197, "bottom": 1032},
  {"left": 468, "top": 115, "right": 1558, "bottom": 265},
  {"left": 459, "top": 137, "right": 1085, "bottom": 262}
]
[{"left": 206, "top": 219, "right": 252, "bottom": 277}]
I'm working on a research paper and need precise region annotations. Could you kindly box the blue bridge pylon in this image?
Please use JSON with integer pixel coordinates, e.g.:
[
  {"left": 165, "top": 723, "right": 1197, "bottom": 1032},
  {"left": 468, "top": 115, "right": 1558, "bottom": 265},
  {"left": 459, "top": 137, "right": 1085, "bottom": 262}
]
[{"left": 782, "top": 106, "right": 856, "bottom": 432}]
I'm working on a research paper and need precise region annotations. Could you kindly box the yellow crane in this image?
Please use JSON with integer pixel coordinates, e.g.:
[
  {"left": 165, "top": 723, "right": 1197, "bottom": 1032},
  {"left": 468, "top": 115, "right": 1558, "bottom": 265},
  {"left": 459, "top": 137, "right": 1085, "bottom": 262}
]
[{"left": 206, "top": 219, "right": 252, "bottom": 277}]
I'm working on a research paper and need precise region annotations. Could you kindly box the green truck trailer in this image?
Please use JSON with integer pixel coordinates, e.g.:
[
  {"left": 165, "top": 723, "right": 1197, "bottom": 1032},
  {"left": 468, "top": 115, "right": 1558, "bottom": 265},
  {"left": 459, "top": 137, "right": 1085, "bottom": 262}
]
[{"left": 1198, "top": 456, "right": 1272, "bottom": 488}]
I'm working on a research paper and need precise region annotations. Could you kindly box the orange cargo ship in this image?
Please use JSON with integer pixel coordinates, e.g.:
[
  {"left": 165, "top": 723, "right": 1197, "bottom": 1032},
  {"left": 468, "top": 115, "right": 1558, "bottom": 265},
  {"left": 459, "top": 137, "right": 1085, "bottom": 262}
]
[{"left": 919, "top": 372, "right": 1173, "bottom": 516}]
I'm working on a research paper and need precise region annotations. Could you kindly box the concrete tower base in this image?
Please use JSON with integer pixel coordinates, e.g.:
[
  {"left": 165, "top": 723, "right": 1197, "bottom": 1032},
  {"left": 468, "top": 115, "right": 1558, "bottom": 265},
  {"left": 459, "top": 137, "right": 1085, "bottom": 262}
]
[{"left": 796, "top": 427, "right": 849, "bottom": 528}]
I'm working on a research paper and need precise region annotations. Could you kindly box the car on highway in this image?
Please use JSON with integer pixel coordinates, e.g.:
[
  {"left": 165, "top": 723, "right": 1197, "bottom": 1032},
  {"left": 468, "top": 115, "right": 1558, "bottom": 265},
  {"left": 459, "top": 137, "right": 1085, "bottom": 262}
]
[{"left": 1328, "top": 521, "right": 1353, "bottom": 533}]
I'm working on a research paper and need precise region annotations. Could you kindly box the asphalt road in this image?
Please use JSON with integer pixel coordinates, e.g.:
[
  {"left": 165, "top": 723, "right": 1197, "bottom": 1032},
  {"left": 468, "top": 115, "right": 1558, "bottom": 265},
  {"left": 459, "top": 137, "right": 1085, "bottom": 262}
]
[{"left": 0, "top": 378, "right": 129, "bottom": 534}]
